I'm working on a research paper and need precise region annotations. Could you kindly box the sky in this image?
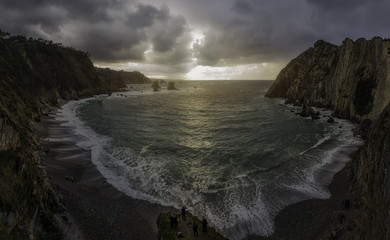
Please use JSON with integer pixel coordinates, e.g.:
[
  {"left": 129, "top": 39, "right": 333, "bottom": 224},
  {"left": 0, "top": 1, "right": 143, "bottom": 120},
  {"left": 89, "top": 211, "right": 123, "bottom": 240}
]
[{"left": 1, "top": 0, "right": 389, "bottom": 80}]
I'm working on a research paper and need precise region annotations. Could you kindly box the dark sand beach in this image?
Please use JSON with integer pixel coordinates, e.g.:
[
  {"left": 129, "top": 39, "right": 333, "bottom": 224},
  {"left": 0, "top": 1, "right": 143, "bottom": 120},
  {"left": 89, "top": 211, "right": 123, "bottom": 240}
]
[
  {"left": 37, "top": 109, "right": 354, "bottom": 240},
  {"left": 36, "top": 112, "right": 176, "bottom": 240},
  {"left": 245, "top": 166, "right": 352, "bottom": 240}
]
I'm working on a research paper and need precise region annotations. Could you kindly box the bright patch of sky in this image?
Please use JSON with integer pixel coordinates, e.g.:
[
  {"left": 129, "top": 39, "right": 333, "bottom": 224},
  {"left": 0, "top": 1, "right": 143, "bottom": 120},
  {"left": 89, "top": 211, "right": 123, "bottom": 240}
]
[{"left": 2, "top": 0, "right": 389, "bottom": 80}]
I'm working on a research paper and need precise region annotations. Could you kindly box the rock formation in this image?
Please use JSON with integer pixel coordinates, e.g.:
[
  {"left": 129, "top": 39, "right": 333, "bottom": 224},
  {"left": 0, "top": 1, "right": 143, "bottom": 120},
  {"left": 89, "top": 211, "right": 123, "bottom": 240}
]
[
  {"left": 167, "top": 81, "right": 178, "bottom": 90},
  {"left": 266, "top": 37, "right": 390, "bottom": 122},
  {"left": 266, "top": 37, "right": 390, "bottom": 239},
  {"left": 152, "top": 80, "right": 161, "bottom": 91}
]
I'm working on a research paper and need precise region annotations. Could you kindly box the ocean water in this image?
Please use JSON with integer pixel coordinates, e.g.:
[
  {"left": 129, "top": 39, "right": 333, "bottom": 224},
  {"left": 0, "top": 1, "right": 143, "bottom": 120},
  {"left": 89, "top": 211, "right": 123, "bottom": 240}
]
[{"left": 55, "top": 80, "right": 362, "bottom": 240}]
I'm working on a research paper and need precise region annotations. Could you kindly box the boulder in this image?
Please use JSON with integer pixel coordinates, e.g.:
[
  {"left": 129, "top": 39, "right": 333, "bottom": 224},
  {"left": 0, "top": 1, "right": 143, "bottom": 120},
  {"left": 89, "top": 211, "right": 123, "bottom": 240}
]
[
  {"left": 311, "top": 114, "right": 320, "bottom": 120},
  {"left": 327, "top": 117, "right": 335, "bottom": 123}
]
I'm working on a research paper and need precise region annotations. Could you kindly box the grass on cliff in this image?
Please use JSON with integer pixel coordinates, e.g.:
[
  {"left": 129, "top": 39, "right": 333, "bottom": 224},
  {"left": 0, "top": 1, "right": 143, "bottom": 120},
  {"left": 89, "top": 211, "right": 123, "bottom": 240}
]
[{"left": 158, "top": 211, "right": 227, "bottom": 240}]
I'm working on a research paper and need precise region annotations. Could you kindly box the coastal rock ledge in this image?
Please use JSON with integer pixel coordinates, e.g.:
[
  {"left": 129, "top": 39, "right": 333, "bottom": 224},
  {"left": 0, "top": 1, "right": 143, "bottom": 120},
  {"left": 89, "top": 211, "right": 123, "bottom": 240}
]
[{"left": 266, "top": 37, "right": 390, "bottom": 239}]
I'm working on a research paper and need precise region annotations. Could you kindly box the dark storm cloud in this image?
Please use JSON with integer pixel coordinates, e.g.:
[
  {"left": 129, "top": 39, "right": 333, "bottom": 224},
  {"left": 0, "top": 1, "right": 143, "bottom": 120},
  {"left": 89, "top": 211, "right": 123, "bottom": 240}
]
[
  {"left": 192, "top": 0, "right": 316, "bottom": 66},
  {"left": 0, "top": 0, "right": 191, "bottom": 65},
  {"left": 1, "top": 0, "right": 390, "bottom": 78},
  {"left": 150, "top": 15, "right": 186, "bottom": 53},
  {"left": 189, "top": 0, "right": 390, "bottom": 67},
  {"left": 306, "top": 0, "right": 390, "bottom": 41},
  {"left": 231, "top": 0, "right": 253, "bottom": 14},
  {"left": 127, "top": 3, "right": 169, "bottom": 28}
]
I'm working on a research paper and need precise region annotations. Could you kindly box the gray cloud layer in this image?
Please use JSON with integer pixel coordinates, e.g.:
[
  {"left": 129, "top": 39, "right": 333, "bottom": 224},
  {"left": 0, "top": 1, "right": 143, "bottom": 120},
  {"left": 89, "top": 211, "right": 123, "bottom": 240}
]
[{"left": 1, "top": 0, "right": 389, "bottom": 78}]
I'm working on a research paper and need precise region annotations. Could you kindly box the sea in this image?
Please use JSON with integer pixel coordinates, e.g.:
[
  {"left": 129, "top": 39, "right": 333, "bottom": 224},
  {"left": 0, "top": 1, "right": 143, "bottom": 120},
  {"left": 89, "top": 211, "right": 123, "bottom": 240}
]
[{"left": 55, "top": 80, "right": 362, "bottom": 240}]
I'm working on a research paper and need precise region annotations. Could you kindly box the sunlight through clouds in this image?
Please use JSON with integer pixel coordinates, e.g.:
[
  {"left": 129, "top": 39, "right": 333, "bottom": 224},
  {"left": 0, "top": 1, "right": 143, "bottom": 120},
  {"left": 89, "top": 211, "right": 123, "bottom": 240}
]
[{"left": 185, "top": 63, "right": 282, "bottom": 80}]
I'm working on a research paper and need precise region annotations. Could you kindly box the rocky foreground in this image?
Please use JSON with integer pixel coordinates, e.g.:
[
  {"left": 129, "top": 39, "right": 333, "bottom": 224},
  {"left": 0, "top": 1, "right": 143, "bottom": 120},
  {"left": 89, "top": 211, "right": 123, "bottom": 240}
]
[{"left": 266, "top": 37, "right": 390, "bottom": 239}]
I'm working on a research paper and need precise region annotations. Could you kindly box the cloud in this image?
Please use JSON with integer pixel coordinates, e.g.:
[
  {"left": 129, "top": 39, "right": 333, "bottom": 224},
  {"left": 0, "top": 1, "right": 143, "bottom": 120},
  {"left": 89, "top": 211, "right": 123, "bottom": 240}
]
[
  {"left": 306, "top": 0, "right": 390, "bottom": 41},
  {"left": 231, "top": 0, "right": 253, "bottom": 14},
  {"left": 192, "top": 1, "right": 316, "bottom": 67},
  {"left": 0, "top": 0, "right": 191, "bottom": 64},
  {"left": 1, "top": 0, "right": 390, "bottom": 79}
]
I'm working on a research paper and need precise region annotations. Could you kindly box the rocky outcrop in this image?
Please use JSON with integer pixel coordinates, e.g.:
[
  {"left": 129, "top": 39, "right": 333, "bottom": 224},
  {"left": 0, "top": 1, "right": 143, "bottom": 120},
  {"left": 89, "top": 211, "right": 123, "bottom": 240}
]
[
  {"left": 266, "top": 37, "right": 390, "bottom": 122},
  {"left": 266, "top": 37, "right": 390, "bottom": 239},
  {"left": 152, "top": 80, "right": 160, "bottom": 91},
  {"left": 167, "top": 81, "right": 178, "bottom": 90}
]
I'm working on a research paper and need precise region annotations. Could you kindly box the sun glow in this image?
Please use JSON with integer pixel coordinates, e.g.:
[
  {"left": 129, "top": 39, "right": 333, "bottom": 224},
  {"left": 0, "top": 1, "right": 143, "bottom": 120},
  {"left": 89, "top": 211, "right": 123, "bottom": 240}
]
[{"left": 184, "top": 63, "right": 279, "bottom": 80}]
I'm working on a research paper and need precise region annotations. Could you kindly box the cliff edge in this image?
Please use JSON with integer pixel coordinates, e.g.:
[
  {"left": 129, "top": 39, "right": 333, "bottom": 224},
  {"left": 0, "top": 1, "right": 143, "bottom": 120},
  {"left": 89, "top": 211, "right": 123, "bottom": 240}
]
[{"left": 266, "top": 37, "right": 390, "bottom": 239}]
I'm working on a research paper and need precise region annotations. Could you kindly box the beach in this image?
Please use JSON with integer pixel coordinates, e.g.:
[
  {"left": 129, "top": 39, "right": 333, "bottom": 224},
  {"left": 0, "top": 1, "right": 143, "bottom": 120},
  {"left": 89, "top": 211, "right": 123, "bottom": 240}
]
[
  {"left": 36, "top": 112, "right": 176, "bottom": 240},
  {"left": 245, "top": 164, "right": 352, "bottom": 240},
  {"left": 37, "top": 108, "right": 354, "bottom": 240}
]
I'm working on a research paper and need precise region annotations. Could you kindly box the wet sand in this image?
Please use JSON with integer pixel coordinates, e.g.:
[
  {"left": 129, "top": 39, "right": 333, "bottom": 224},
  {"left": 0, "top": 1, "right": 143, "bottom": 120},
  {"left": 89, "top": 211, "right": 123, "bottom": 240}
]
[
  {"left": 245, "top": 165, "right": 352, "bottom": 240},
  {"left": 37, "top": 112, "right": 176, "bottom": 240},
  {"left": 37, "top": 109, "right": 354, "bottom": 240}
]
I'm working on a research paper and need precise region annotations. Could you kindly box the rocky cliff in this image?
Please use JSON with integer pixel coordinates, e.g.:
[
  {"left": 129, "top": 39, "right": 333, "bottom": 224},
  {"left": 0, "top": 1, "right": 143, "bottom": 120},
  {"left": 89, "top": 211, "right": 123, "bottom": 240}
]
[
  {"left": 346, "top": 103, "right": 390, "bottom": 239},
  {"left": 266, "top": 37, "right": 390, "bottom": 239},
  {"left": 266, "top": 37, "right": 390, "bottom": 122},
  {"left": 0, "top": 31, "right": 150, "bottom": 239}
]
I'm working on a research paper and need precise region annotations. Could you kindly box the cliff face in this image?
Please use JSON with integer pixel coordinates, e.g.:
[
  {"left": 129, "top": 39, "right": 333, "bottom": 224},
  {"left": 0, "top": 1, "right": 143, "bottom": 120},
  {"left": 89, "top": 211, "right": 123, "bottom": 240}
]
[
  {"left": 266, "top": 37, "right": 390, "bottom": 122},
  {"left": 0, "top": 32, "right": 150, "bottom": 239},
  {"left": 347, "top": 104, "right": 390, "bottom": 239},
  {"left": 266, "top": 37, "right": 390, "bottom": 239}
]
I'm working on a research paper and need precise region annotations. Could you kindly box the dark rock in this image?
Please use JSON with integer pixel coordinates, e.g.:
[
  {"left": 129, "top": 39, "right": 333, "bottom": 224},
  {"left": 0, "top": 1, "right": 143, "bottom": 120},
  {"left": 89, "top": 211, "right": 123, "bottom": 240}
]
[
  {"left": 311, "top": 114, "right": 320, "bottom": 120},
  {"left": 359, "top": 119, "right": 372, "bottom": 139},
  {"left": 152, "top": 80, "right": 160, "bottom": 92},
  {"left": 327, "top": 117, "right": 335, "bottom": 123},
  {"left": 167, "top": 81, "right": 178, "bottom": 90},
  {"left": 65, "top": 176, "right": 74, "bottom": 182},
  {"left": 300, "top": 104, "right": 315, "bottom": 117},
  {"left": 62, "top": 215, "right": 69, "bottom": 222},
  {"left": 344, "top": 199, "right": 351, "bottom": 210}
]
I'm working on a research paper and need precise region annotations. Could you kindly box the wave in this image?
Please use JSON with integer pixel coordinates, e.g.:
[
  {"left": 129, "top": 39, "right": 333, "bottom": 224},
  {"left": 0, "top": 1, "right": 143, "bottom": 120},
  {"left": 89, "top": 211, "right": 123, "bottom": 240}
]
[
  {"left": 55, "top": 83, "right": 363, "bottom": 240},
  {"left": 299, "top": 134, "right": 331, "bottom": 155}
]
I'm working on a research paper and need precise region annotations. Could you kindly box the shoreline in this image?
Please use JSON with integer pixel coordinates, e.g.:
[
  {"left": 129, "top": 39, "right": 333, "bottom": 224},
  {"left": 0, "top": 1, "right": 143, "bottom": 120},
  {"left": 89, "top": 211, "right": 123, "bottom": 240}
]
[
  {"left": 37, "top": 110, "right": 176, "bottom": 240},
  {"left": 245, "top": 160, "right": 353, "bottom": 240},
  {"left": 37, "top": 105, "right": 357, "bottom": 240}
]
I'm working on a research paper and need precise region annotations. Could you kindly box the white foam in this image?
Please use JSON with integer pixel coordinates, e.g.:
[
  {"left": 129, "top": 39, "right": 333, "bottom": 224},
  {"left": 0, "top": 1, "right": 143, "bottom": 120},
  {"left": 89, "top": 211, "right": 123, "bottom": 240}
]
[
  {"left": 281, "top": 116, "right": 362, "bottom": 201},
  {"left": 56, "top": 101, "right": 176, "bottom": 204},
  {"left": 299, "top": 134, "right": 331, "bottom": 155},
  {"left": 54, "top": 98, "right": 364, "bottom": 240}
]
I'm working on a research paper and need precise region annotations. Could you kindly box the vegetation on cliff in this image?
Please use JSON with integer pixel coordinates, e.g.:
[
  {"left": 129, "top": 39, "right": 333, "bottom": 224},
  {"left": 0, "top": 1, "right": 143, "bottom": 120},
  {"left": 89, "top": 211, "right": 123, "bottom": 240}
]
[
  {"left": 96, "top": 67, "right": 151, "bottom": 88},
  {"left": 0, "top": 30, "right": 150, "bottom": 239}
]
